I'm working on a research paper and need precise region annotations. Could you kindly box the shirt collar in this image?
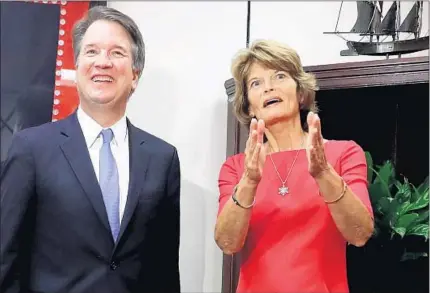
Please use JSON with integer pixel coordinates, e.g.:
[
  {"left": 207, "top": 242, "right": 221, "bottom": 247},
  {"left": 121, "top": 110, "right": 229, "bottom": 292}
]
[{"left": 77, "top": 107, "right": 128, "bottom": 148}]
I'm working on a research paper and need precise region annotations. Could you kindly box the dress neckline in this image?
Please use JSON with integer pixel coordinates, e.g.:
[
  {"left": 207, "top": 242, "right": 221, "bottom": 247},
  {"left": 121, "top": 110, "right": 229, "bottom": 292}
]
[{"left": 267, "top": 139, "right": 332, "bottom": 157}]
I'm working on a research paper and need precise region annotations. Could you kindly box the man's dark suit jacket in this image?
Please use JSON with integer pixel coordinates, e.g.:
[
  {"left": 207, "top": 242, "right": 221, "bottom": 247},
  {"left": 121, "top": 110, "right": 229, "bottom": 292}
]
[{"left": 0, "top": 112, "right": 181, "bottom": 293}]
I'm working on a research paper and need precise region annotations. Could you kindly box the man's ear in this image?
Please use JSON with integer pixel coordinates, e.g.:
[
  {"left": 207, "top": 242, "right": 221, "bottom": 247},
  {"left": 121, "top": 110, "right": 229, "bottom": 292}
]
[{"left": 131, "top": 70, "right": 140, "bottom": 90}]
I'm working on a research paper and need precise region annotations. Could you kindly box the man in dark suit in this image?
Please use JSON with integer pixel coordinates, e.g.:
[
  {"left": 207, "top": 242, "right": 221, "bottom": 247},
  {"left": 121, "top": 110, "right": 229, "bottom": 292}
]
[{"left": 0, "top": 6, "right": 181, "bottom": 293}]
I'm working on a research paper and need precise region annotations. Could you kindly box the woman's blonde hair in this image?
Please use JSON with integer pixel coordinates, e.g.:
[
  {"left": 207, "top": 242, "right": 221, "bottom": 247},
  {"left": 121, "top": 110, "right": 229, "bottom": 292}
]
[{"left": 231, "top": 39, "right": 319, "bottom": 131}]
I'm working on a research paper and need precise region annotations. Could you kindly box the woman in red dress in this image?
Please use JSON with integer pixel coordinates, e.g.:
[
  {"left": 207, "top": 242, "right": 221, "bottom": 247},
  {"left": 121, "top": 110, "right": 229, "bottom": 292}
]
[{"left": 214, "top": 40, "right": 374, "bottom": 293}]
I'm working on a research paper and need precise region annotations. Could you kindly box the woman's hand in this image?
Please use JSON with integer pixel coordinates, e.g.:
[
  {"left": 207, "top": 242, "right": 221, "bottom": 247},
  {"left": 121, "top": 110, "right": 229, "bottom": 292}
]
[
  {"left": 306, "top": 112, "right": 330, "bottom": 178},
  {"left": 243, "top": 118, "right": 267, "bottom": 185}
]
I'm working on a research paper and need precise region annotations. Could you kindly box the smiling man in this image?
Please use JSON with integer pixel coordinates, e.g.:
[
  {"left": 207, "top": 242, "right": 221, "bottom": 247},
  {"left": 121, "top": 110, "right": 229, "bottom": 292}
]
[{"left": 0, "top": 6, "right": 181, "bottom": 293}]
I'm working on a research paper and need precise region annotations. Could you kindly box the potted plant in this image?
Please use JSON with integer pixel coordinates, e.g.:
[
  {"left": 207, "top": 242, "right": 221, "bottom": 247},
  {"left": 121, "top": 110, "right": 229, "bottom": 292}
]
[
  {"left": 349, "top": 152, "right": 429, "bottom": 293},
  {"left": 365, "top": 151, "right": 428, "bottom": 252}
]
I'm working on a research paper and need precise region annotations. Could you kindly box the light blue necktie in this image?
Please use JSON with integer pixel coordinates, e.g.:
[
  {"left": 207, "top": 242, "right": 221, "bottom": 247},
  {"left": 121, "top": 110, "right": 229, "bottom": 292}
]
[{"left": 99, "top": 128, "right": 120, "bottom": 241}]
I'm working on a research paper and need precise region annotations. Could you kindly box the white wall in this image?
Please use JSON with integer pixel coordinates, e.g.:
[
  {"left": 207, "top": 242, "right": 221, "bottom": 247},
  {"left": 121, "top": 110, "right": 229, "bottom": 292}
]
[
  {"left": 108, "top": 1, "right": 248, "bottom": 292},
  {"left": 249, "top": 1, "right": 429, "bottom": 66}
]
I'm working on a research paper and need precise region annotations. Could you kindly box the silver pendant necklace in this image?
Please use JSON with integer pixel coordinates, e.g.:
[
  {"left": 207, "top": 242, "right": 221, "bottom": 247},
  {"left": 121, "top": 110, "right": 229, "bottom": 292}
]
[{"left": 269, "top": 136, "right": 304, "bottom": 196}]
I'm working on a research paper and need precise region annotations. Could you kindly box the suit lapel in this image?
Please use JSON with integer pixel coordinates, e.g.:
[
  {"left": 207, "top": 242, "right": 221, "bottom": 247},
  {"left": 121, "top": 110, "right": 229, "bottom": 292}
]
[
  {"left": 59, "top": 113, "right": 112, "bottom": 236},
  {"left": 116, "top": 120, "right": 151, "bottom": 243}
]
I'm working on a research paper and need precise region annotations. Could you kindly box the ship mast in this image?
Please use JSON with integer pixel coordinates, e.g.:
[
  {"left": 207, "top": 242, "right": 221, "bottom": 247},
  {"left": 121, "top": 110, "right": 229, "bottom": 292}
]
[
  {"left": 395, "top": 1, "right": 401, "bottom": 58},
  {"left": 416, "top": 1, "right": 423, "bottom": 39},
  {"left": 326, "top": 0, "right": 428, "bottom": 58},
  {"left": 395, "top": 1, "right": 401, "bottom": 42}
]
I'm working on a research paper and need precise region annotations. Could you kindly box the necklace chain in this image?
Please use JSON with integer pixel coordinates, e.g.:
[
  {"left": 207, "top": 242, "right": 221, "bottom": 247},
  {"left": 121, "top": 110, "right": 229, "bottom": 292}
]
[{"left": 269, "top": 136, "right": 305, "bottom": 196}]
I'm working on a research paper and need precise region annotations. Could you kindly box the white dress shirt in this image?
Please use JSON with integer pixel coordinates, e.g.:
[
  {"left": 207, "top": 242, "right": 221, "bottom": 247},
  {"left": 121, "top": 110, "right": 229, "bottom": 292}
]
[{"left": 77, "top": 107, "right": 129, "bottom": 223}]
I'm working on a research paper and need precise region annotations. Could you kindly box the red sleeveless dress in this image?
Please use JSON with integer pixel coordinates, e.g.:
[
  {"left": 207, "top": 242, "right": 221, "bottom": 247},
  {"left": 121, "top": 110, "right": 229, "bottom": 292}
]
[{"left": 217, "top": 140, "right": 373, "bottom": 293}]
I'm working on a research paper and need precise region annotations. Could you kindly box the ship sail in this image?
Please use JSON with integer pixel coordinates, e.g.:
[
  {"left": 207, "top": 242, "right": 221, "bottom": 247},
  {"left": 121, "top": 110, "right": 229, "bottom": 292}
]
[
  {"left": 398, "top": 2, "right": 420, "bottom": 33},
  {"left": 350, "top": 1, "right": 381, "bottom": 34},
  {"left": 377, "top": 1, "right": 397, "bottom": 35},
  {"left": 325, "top": 1, "right": 428, "bottom": 57}
]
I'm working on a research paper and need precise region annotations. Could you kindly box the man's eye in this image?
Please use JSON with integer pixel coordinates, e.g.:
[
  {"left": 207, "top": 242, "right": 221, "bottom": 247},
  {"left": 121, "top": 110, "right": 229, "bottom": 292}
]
[{"left": 112, "top": 51, "right": 124, "bottom": 57}]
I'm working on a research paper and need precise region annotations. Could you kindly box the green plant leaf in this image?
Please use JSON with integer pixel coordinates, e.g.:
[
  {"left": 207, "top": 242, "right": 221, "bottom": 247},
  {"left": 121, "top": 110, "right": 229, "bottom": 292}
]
[
  {"left": 396, "top": 213, "right": 419, "bottom": 233},
  {"left": 411, "top": 176, "right": 429, "bottom": 203},
  {"left": 401, "top": 252, "right": 428, "bottom": 261},
  {"left": 373, "top": 161, "right": 395, "bottom": 187},
  {"left": 394, "top": 179, "right": 411, "bottom": 204},
  {"left": 393, "top": 227, "right": 406, "bottom": 238},
  {"left": 369, "top": 164, "right": 393, "bottom": 201},
  {"left": 415, "top": 210, "right": 429, "bottom": 224},
  {"left": 377, "top": 197, "right": 393, "bottom": 215},
  {"left": 389, "top": 200, "right": 401, "bottom": 226},
  {"left": 417, "top": 176, "right": 429, "bottom": 194},
  {"left": 369, "top": 181, "right": 391, "bottom": 206},
  {"left": 364, "top": 152, "right": 429, "bottom": 246},
  {"left": 405, "top": 224, "right": 429, "bottom": 240},
  {"left": 406, "top": 188, "right": 429, "bottom": 212},
  {"left": 365, "top": 151, "right": 374, "bottom": 184},
  {"left": 397, "top": 201, "right": 412, "bottom": 217},
  {"left": 377, "top": 197, "right": 401, "bottom": 229},
  {"left": 369, "top": 166, "right": 393, "bottom": 214}
]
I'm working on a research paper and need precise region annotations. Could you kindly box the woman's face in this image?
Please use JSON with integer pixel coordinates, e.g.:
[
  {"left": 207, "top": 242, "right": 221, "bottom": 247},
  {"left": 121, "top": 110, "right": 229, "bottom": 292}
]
[{"left": 246, "top": 62, "right": 301, "bottom": 126}]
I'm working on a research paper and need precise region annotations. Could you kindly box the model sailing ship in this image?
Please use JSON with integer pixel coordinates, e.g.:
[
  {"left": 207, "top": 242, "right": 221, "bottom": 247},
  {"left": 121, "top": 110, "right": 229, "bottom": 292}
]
[{"left": 325, "top": 1, "right": 429, "bottom": 57}]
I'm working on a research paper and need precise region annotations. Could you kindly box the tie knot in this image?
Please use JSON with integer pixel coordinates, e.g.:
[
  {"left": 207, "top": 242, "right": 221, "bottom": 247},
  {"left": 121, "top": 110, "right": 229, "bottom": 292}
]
[{"left": 101, "top": 128, "right": 114, "bottom": 144}]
